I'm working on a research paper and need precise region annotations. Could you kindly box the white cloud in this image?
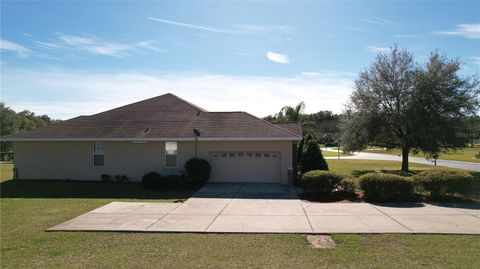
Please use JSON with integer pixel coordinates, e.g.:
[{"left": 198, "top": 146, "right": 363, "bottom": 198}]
[
  {"left": 57, "top": 33, "right": 95, "bottom": 46},
  {"left": 148, "top": 17, "right": 233, "bottom": 34},
  {"left": 342, "top": 26, "right": 374, "bottom": 33},
  {"left": 434, "top": 23, "right": 480, "bottom": 39},
  {"left": 234, "top": 24, "right": 293, "bottom": 34},
  {"left": 301, "top": 70, "right": 357, "bottom": 77},
  {"left": 55, "top": 33, "right": 131, "bottom": 57},
  {"left": 0, "top": 39, "right": 30, "bottom": 58},
  {"left": 366, "top": 45, "right": 391, "bottom": 53},
  {"left": 471, "top": 56, "right": 480, "bottom": 65},
  {"left": 148, "top": 17, "right": 293, "bottom": 36},
  {"left": 266, "top": 51, "right": 290, "bottom": 64},
  {"left": 30, "top": 33, "right": 167, "bottom": 58},
  {"left": 361, "top": 17, "right": 398, "bottom": 26},
  {"left": 135, "top": 41, "right": 168, "bottom": 53},
  {"left": 1, "top": 69, "right": 353, "bottom": 119}
]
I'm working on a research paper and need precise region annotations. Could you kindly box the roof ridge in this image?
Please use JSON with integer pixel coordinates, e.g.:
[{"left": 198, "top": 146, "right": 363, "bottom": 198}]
[
  {"left": 166, "top": 93, "right": 208, "bottom": 112},
  {"left": 242, "top": 112, "right": 302, "bottom": 138},
  {"left": 90, "top": 93, "right": 207, "bottom": 117}
]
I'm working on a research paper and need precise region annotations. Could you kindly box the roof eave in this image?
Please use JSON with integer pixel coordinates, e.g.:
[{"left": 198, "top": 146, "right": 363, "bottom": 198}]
[{"left": 2, "top": 136, "right": 302, "bottom": 142}]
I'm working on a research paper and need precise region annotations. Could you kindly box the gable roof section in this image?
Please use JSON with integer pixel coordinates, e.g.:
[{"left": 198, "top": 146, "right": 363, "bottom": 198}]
[
  {"left": 5, "top": 93, "right": 301, "bottom": 141},
  {"left": 275, "top": 123, "right": 303, "bottom": 136}
]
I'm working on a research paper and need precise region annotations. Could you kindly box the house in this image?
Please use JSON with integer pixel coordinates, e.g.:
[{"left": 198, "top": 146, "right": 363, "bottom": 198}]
[{"left": 5, "top": 93, "right": 302, "bottom": 184}]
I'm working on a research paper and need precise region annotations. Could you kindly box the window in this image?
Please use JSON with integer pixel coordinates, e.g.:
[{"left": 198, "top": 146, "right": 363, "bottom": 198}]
[
  {"left": 93, "top": 142, "right": 104, "bottom": 167},
  {"left": 165, "top": 142, "right": 177, "bottom": 168}
]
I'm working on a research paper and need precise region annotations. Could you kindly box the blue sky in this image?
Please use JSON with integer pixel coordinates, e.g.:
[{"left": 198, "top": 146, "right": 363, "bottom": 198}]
[{"left": 1, "top": 1, "right": 479, "bottom": 119}]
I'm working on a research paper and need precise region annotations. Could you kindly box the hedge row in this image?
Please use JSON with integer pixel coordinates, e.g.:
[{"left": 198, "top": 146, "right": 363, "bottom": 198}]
[
  {"left": 300, "top": 169, "right": 473, "bottom": 202},
  {"left": 359, "top": 169, "right": 472, "bottom": 202}
]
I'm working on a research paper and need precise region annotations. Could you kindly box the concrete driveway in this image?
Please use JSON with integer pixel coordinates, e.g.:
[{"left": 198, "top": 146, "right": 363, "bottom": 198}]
[{"left": 49, "top": 183, "right": 480, "bottom": 234}]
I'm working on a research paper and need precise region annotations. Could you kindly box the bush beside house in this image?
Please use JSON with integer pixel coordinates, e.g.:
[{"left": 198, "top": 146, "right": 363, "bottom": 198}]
[
  {"left": 298, "top": 135, "right": 328, "bottom": 173},
  {"left": 185, "top": 158, "right": 211, "bottom": 185}
]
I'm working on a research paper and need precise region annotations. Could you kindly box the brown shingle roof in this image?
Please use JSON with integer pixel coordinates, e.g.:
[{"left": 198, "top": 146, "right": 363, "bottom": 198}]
[
  {"left": 6, "top": 93, "right": 301, "bottom": 141},
  {"left": 275, "top": 123, "right": 303, "bottom": 136}
]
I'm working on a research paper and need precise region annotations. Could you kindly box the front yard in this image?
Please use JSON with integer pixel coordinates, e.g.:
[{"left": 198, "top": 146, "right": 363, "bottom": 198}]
[{"left": 1, "top": 161, "right": 479, "bottom": 268}]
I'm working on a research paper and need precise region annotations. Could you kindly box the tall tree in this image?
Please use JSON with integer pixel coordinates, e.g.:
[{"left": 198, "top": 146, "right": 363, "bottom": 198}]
[{"left": 341, "top": 46, "right": 479, "bottom": 171}]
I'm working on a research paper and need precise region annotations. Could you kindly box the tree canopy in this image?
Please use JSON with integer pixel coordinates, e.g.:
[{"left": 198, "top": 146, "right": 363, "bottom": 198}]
[
  {"left": 0, "top": 103, "right": 60, "bottom": 151},
  {"left": 341, "top": 46, "right": 480, "bottom": 171}
]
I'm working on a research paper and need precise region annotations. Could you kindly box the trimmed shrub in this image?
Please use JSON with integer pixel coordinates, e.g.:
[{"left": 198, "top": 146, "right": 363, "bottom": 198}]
[
  {"left": 359, "top": 173, "right": 416, "bottom": 202},
  {"left": 337, "top": 177, "right": 357, "bottom": 197},
  {"left": 300, "top": 139, "right": 328, "bottom": 173},
  {"left": 414, "top": 169, "right": 473, "bottom": 197},
  {"left": 114, "top": 175, "right": 129, "bottom": 182},
  {"left": 142, "top": 172, "right": 164, "bottom": 188},
  {"left": 101, "top": 174, "right": 111, "bottom": 182},
  {"left": 185, "top": 158, "right": 211, "bottom": 185},
  {"left": 299, "top": 170, "right": 343, "bottom": 194}
]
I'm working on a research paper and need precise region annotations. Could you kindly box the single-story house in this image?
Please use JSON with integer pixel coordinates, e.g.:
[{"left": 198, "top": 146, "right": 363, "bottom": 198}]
[{"left": 5, "top": 93, "right": 302, "bottom": 184}]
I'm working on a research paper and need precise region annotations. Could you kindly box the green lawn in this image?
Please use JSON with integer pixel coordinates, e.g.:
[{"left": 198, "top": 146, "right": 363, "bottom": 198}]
[
  {"left": 1, "top": 162, "right": 480, "bottom": 268},
  {"left": 363, "top": 147, "right": 480, "bottom": 163},
  {"left": 327, "top": 159, "right": 434, "bottom": 175}
]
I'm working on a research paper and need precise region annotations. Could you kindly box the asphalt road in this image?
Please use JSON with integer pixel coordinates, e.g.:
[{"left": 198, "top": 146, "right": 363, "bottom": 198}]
[{"left": 324, "top": 149, "right": 480, "bottom": 171}]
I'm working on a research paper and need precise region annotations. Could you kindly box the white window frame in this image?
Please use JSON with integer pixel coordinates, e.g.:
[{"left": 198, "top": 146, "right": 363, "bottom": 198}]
[
  {"left": 93, "top": 142, "right": 104, "bottom": 168},
  {"left": 165, "top": 141, "right": 178, "bottom": 168}
]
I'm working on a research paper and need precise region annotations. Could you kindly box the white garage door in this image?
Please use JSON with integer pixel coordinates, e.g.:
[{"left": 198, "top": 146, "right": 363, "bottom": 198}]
[{"left": 209, "top": 151, "right": 281, "bottom": 183}]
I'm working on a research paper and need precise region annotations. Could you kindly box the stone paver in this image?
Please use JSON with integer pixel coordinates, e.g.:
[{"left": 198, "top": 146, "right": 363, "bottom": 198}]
[{"left": 48, "top": 183, "right": 480, "bottom": 234}]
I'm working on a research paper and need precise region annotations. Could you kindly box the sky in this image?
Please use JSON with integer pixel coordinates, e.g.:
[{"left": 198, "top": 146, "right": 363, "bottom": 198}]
[{"left": 1, "top": 1, "right": 479, "bottom": 119}]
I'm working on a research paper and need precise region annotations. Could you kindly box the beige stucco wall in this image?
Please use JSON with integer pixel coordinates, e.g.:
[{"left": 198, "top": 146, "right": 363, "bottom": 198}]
[{"left": 13, "top": 140, "right": 294, "bottom": 184}]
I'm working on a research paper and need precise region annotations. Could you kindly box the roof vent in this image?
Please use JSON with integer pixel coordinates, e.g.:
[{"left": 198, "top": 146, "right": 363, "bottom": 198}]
[{"left": 144, "top": 128, "right": 150, "bottom": 133}]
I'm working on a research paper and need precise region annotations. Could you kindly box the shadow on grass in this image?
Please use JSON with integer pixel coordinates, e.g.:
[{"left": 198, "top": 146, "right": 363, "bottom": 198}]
[
  {"left": 350, "top": 169, "right": 425, "bottom": 178},
  {"left": 0, "top": 179, "right": 198, "bottom": 201}
]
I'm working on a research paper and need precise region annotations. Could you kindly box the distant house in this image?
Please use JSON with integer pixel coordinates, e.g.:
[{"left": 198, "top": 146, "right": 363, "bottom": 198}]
[{"left": 5, "top": 94, "right": 302, "bottom": 184}]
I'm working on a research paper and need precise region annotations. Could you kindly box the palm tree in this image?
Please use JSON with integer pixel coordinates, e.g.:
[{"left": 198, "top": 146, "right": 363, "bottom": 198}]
[
  {"left": 275, "top": 102, "right": 318, "bottom": 135},
  {"left": 278, "top": 102, "right": 305, "bottom": 122}
]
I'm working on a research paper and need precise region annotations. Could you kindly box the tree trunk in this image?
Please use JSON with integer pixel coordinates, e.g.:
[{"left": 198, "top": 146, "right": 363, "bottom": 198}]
[{"left": 401, "top": 145, "right": 410, "bottom": 172}]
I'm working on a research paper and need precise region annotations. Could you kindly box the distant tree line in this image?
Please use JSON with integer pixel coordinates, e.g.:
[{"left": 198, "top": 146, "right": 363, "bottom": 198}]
[
  {"left": 0, "top": 103, "right": 60, "bottom": 152},
  {"left": 263, "top": 102, "right": 342, "bottom": 146}
]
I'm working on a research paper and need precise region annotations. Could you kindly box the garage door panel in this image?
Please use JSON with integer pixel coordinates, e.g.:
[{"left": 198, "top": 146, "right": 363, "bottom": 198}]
[{"left": 209, "top": 152, "right": 280, "bottom": 183}]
